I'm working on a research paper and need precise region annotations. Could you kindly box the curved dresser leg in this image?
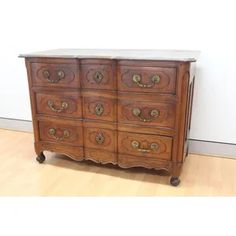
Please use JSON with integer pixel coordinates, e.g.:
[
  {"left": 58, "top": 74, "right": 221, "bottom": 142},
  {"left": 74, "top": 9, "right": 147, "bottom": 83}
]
[
  {"left": 170, "top": 176, "right": 181, "bottom": 186},
  {"left": 36, "top": 152, "right": 46, "bottom": 164}
]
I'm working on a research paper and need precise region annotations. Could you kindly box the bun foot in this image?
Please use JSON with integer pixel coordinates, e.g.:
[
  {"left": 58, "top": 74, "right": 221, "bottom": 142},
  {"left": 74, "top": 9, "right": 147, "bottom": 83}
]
[
  {"left": 170, "top": 176, "right": 180, "bottom": 186},
  {"left": 36, "top": 152, "right": 45, "bottom": 163}
]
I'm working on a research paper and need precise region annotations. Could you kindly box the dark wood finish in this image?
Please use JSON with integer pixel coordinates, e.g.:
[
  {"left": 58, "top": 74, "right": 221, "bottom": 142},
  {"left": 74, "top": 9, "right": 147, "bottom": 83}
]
[
  {"left": 36, "top": 152, "right": 45, "bottom": 163},
  {"left": 24, "top": 55, "right": 196, "bottom": 186}
]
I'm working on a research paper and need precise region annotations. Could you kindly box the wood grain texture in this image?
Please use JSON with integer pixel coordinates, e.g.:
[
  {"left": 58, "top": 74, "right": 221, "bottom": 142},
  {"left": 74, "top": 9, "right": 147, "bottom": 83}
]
[
  {"left": 84, "top": 148, "right": 117, "bottom": 164},
  {"left": 81, "top": 61, "right": 116, "bottom": 90},
  {"left": 83, "top": 94, "right": 117, "bottom": 122},
  {"left": 24, "top": 56, "right": 196, "bottom": 184},
  {"left": 1, "top": 129, "right": 236, "bottom": 196},
  {"left": 84, "top": 127, "right": 117, "bottom": 152},
  {"left": 118, "top": 131, "right": 172, "bottom": 160},
  {"left": 118, "top": 97, "right": 176, "bottom": 129},
  {"left": 36, "top": 91, "right": 82, "bottom": 118},
  {"left": 38, "top": 119, "right": 83, "bottom": 146},
  {"left": 30, "top": 60, "right": 80, "bottom": 88},
  {"left": 118, "top": 65, "right": 176, "bottom": 94}
]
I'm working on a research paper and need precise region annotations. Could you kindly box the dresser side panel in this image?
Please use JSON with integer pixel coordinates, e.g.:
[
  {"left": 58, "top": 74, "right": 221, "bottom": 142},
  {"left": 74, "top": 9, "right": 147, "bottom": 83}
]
[{"left": 171, "top": 62, "right": 191, "bottom": 168}]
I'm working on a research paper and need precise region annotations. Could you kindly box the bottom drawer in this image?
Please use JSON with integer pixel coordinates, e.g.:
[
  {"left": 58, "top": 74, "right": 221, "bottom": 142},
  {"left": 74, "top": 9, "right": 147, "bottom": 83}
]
[
  {"left": 118, "top": 131, "right": 172, "bottom": 161},
  {"left": 83, "top": 126, "right": 117, "bottom": 164},
  {"left": 38, "top": 119, "right": 83, "bottom": 146}
]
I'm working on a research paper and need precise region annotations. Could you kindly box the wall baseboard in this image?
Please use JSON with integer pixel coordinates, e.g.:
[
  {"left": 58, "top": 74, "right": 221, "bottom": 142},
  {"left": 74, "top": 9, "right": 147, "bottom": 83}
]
[
  {"left": 0, "top": 117, "right": 235, "bottom": 158},
  {"left": 0, "top": 117, "right": 33, "bottom": 132},
  {"left": 189, "top": 139, "right": 236, "bottom": 158}
]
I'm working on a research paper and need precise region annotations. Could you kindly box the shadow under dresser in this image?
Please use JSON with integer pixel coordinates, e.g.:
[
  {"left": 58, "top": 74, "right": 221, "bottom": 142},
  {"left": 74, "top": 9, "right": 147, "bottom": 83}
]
[{"left": 20, "top": 49, "right": 198, "bottom": 186}]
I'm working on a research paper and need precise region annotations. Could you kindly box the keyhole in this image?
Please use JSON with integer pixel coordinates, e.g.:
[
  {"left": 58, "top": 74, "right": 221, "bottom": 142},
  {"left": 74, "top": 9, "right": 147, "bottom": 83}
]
[{"left": 94, "top": 71, "right": 103, "bottom": 84}]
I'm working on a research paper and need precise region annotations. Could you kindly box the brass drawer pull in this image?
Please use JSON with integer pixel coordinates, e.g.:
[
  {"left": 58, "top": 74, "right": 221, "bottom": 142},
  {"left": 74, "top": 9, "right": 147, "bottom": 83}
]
[
  {"left": 94, "top": 71, "right": 103, "bottom": 84},
  {"left": 132, "top": 108, "right": 160, "bottom": 122},
  {"left": 131, "top": 140, "right": 158, "bottom": 153},
  {"left": 95, "top": 103, "right": 104, "bottom": 116},
  {"left": 95, "top": 133, "right": 105, "bottom": 144},
  {"left": 48, "top": 128, "right": 70, "bottom": 141},
  {"left": 132, "top": 74, "right": 160, "bottom": 88},
  {"left": 47, "top": 100, "right": 69, "bottom": 113},
  {"left": 43, "top": 70, "right": 65, "bottom": 83}
]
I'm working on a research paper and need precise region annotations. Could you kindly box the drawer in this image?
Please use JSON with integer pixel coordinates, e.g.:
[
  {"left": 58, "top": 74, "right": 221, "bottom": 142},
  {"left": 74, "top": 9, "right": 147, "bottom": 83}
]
[
  {"left": 118, "top": 98, "right": 176, "bottom": 129},
  {"left": 84, "top": 127, "right": 117, "bottom": 152},
  {"left": 38, "top": 120, "right": 83, "bottom": 146},
  {"left": 118, "top": 131, "right": 172, "bottom": 161},
  {"left": 31, "top": 62, "right": 79, "bottom": 88},
  {"left": 36, "top": 92, "right": 82, "bottom": 118},
  {"left": 81, "top": 63, "right": 116, "bottom": 90},
  {"left": 83, "top": 95, "right": 116, "bottom": 122},
  {"left": 118, "top": 66, "right": 176, "bottom": 94}
]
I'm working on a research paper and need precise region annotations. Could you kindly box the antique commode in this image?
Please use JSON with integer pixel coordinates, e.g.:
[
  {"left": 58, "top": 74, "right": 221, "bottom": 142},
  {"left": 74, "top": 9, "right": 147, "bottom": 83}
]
[{"left": 20, "top": 49, "right": 198, "bottom": 186}]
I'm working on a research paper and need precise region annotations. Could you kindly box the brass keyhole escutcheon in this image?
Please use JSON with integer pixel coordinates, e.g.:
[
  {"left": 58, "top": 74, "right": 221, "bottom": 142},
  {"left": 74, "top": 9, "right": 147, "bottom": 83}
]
[
  {"left": 95, "top": 133, "right": 105, "bottom": 144},
  {"left": 94, "top": 71, "right": 103, "bottom": 84},
  {"left": 95, "top": 103, "right": 104, "bottom": 116}
]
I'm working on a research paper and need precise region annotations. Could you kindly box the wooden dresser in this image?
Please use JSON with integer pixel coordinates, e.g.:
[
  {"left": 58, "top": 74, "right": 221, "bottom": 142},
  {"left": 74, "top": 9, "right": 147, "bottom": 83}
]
[{"left": 20, "top": 49, "right": 198, "bottom": 186}]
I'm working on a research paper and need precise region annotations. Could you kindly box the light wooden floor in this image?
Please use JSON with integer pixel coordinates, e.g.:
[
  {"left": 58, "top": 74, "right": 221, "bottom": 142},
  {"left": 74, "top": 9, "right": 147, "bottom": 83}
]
[{"left": 0, "top": 128, "right": 235, "bottom": 196}]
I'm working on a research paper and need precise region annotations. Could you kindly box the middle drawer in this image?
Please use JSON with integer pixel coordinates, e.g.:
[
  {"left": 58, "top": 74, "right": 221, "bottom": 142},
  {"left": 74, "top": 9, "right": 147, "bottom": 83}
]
[
  {"left": 118, "top": 95, "right": 176, "bottom": 129},
  {"left": 82, "top": 91, "right": 117, "bottom": 122}
]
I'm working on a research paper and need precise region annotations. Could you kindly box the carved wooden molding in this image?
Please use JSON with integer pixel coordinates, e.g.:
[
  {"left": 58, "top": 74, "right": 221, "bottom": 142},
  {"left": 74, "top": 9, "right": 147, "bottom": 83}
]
[
  {"left": 121, "top": 69, "right": 172, "bottom": 89},
  {"left": 36, "top": 65, "right": 75, "bottom": 84},
  {"left": 85, "top": 67, "right": 111, "bottom": 85}
]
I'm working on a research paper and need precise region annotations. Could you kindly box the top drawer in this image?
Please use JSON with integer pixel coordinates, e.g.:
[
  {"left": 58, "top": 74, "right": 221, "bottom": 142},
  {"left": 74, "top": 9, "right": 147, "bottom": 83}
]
[
  {"left": 118, "top": 66, "right": 176, "bottom": 94},
  {"left": 81, "top": 61, "right": 116, "bottom": 90},
  {"left": 30, "top": 62, "right": 80, "bottom": 88}
]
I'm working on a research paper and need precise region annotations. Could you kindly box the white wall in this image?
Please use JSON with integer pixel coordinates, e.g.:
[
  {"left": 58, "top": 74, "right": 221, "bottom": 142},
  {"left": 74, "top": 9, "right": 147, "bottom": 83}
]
[{"left": 0, "top": 0, "right": 235, "bottom": 144}]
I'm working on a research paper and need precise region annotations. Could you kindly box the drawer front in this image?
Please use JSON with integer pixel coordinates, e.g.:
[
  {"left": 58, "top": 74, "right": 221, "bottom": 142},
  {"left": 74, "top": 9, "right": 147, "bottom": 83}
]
[
  {"left": 36, "top": 92, "right": 82, "bottom": 118},
  {"left": 31, "top": 62, "right": 79, "bottom": 88},
  {"left": 118, "top": 132, "right": 172, "bottom": 160},
  {"left": 81, "top": 64, "right": 115, "bottom": 90},
  {"left": 84, "top": 127, "right": 117, "bottom": 152},
  {"left": 83, "top": 96, "right": 116, "bottom": 122},
  {"left": 118, "top": 99, "right": 176, "bottom": 129},
  {"left": 39, "top": 120, "right": 83, "bottom": 146},
  {"left": 118, "top": 66, "right": 176, "bottom": 94}
]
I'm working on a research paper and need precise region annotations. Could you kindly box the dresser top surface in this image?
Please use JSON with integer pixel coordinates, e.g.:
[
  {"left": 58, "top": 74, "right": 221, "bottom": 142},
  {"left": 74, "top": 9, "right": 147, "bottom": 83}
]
[{"left": 20, "top": 49, "right": 199, "bottom": 62}]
